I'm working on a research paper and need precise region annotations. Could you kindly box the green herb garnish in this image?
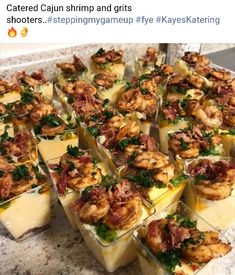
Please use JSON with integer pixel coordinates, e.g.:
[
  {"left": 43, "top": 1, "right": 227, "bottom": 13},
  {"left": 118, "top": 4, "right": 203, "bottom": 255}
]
[
  {"left": 12, "top": 165, "right": 30, "bottom": 181},
  {"left": 0, "top": 200, "right": 11, "bottom": 209},
  {"left": 41, "top": 114, "right": 63, "bottom": 127},
  {"left": 96, "top": 224, "right": 118, "bottom": 243},
  {"left": 21, "top": 91, "right": 34, "bottom": 105},
  {"left": 95, "top": 48, "right": 105, "bottom": 56},
  {"left": 156, "top": 249, "right": 181, "bottom": 274},
  {"left": 67, "top": 95, "right": 74, "bottom": 104},
  {"left": 67, "top": 145, "right": 84, "bottom": 157},
  {"left": 200, "top": 147, "right": 219, "bottom": 156},
  {"left": 170, "top": 174, "right": 188, "bottom": 186},
  {"left": 128, "top": 170, "right": 155, "bottom": 188},
  {"left": 179, "top": 137, "right": 189, "bottom": 150},
  {"left": 103, "top": 110, "right": 114, "bottom": 119},
  {"left": 87, "top": 127, "right": 99, "bottom": 138},
  {"left": 167, "top": 213, "right": 197, "bottom": 228},
  {"left": 193, "top": 174, "right": 207, "bottom": 183},
  {"left": 102, "top": 99, "right": 110, "bottom": 107},
  {"left": 118, "top": 137, "right": 141, "bottom": 150},
  {"left": 0, "top": 169, "right": 5, "bottom": 177}
]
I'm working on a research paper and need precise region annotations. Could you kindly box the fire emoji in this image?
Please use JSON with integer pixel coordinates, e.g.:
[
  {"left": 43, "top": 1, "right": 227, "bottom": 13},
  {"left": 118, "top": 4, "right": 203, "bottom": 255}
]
[
  {"left": 8, "top": 27, "right": 17, "bottom": 38},
  {"left": 21, "top": 27, "right": 28, "bottom": 38}
]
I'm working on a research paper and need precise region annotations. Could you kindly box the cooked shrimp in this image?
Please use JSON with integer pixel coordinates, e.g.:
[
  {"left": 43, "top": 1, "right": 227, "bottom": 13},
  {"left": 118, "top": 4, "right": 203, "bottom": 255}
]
[
  {"left": 0, "top": 173, "right": 13, "bottom": 199},
  {"left": 195, "top": 180, "right": 232, "bottom": 200},
  {"left": 225, "top": 168, "right": 235, "bottom": 182},
  {"left": 30, "top": 103, "right": 56, "bottom": 124},
  {"left": 73, "top": 197, "right": 110, "bottom": 224},
  {"left": 0, "top": 103, "right": 6, "bottom": 115},
  {"left": 75, "top": 81, "right": 96, "bottom": 95},
  {"left": 106, "top": 115, "right": 124, "bottom": 129},
  {"left": 194, "top": 105, "right": 223, "bottom": 128},
  {"left": 223, "top": 108, "right": 235, "bottom": 127},
  {"left": 140, "top": 79, "right": 157, "bottom": 95},
  {"left": 195, "top": 64, "right": 212, "bottom": 77},
  {"left": 115, "top": 121, "right": 140, "bottom": 141},
  {"left": 104, "top": 195, "right": 142, "bottom": 230},
  {"left": 56, "top": 55, "right": 86, "bottom": 73},
  {"left": 41, "top": 124, "right": 66, "bottom": 136},
  {"left": 197, "top": 55, "right": 210, "bottom": 66},
  {"left": 10, "top": 171, "right": 36, "bottom": 196},
  {"left": 146, "top": 219, "right": 168, "bottom": 253},
  {"left": 169, "top": 75, "right": 184, "bottom": 85},
  {"left": 182, "top": 243, "right": 231, "bottom": 263},
  {"left": 124, "top": 144, "right": 145, "bottom": 156},
  {"left": 211, "top": 69, "right": 231, "bottom": 81},
  {"left": 153, "top": 163, "right": 175, "bottom": 184},
  {"left": 161, "top": 64, "right": 174, "bottom": 75},
  {"left": 228, "top": 97, "right": 235, "bottom": 107},
  {"left": 68, "top": 163, "right": 102, "bottom": 189},
  {"left": 187, "top": 74, "right": 205, "bottom": 89},
  {"left": 118, "top": 88, "right": 157, "bottom": 114},
  {"left": 93, "top": 72, "right": 117, "bottom": 89},
  {"left": 0, "top": 79, "right": 21, "bottom": 94},
  {"left": 202, "top": 231, "right": 220, "bottom": 245},
  {"left": 91, "top": 49, "right": 123, "bottom": 64},
  {"left": 169, "top": 134, "right": 200, "bottom": 159},
  {"left": 134, "top": 151, "right": 169, "bottom": 170}
]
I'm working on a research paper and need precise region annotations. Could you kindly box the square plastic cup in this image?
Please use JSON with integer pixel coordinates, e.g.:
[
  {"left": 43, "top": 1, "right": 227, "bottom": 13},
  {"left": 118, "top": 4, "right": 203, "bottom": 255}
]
[
  {"left": 73, "top": 201, "right": 155, "bottom": 272},
  {"left": 184, "top": 156, "right": 235, "bottom": 230},
  {"left": 132, "top": 201, "right": 228, "bottom": 275},
  {"left": 0, "top": 176, "right": 51, "bottom": 241},
  {"left": 46, "top": 151, "right": 109, "bottom": 230}
]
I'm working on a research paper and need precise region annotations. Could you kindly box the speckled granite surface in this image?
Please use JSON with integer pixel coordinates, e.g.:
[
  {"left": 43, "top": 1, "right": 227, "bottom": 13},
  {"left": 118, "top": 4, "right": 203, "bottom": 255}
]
[{"left": 0, "top": 199, "right": 142, "bottom": 275}]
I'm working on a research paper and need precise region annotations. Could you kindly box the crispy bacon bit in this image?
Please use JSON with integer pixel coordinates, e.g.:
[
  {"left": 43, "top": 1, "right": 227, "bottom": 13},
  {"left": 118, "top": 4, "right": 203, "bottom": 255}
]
[
  {"left": 72, "top": 93, "right": 103, "bottom": 119},
  {"left": 99, "top": 125, "right": 116, "bottom": 148},
  {"left": 188, "top": 159, "right": 233, "bottom": 182},
  {"left": 162, "top": 105, "right": 178, "bottom": 120},
  {"left": 79, "top": 155, "right": 92, "bottom": 164},
  {"left": 3, "top": 132, "right": 32, "bottom": 157},
  {"left": 168, "top": 221, "right": 190, "bottom": 248},
  {"left": 140, "top": 134, "right": 157, "bottom": 150},
  {"left": 112, "top": 179, "right": 133, "bottom": 201},
  {"left": 57, "top": 166, "right": 69, "bottom": 195}
]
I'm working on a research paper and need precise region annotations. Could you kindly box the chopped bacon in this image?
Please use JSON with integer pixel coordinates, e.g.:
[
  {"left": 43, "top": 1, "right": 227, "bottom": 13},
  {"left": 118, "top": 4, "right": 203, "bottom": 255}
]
[
  {"left": 79, "top": 155, "right": 92, "bottom": 164},
  {"left": 102, "top": 128, "right": 116, "bottom": 148},
  {"left": 168, "top": 221, "right": 190, "bottom": 248},
  {"left": 30, "top": 69, "right": 47, "bottom": 83},
  {"left": 3, "top": 132, "right": 32, "bottom": 157},
  {"left": 188, "top": 159, "right": 233, "bottom": 182},
  {"left": 90, "top": 187, "right": 106, "bottom": 201},
  {"left": 140, "top": 134, "right": 157, "bottom": 150},
  {"left": 57, "top": 166, "right": 70, "bottom": 195},
  {"left": 72, "top": 93, "right": 102, "bottom": 117},
  {"left": 162, "top": 105, "right": 178, "bottom": 120},
  {"left": 112, "top": 179, "right": 133, "bottom": 201},
  {"left": 147, "top": 220, "right": 162, "bottom": 237}
]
